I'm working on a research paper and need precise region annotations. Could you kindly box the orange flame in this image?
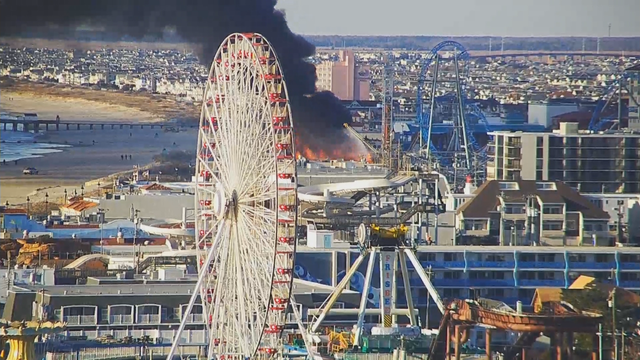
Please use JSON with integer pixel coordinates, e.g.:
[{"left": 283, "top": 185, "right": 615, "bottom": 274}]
[{"left": 295, "top": 139, "right": 370, "bottom": 162}]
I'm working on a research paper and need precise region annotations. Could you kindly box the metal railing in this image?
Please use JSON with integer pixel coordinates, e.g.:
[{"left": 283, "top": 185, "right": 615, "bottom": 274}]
[
  {"left": 137, "top": 314, "right": 161, "bottom": 324},
  {"left": 182, "top": 313, "right": 204, "bottom": 323},
  {"left": 109, "top": 314, "right": 134, "bottom": 325},
  {"left": 63, "top": 315, "right": 96, "bottom": 325}
]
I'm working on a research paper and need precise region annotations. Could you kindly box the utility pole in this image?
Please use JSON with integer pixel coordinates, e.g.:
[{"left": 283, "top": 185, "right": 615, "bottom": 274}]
[
  {"left": 425, "top": 265, "right": 433, "bottom": 328},
  {"left": 610, "top": 289, "right": 618, "bottom": 360}
]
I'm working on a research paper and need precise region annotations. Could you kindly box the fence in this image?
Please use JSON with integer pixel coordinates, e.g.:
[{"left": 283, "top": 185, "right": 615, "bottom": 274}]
[{"left": 45, "top": 344, "right": 203, "bottom": 360}]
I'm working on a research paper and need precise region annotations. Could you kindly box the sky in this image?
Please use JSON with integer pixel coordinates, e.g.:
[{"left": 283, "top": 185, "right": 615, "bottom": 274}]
[{"left": 276, "top": 0, "right": 640, "bottom": 37}]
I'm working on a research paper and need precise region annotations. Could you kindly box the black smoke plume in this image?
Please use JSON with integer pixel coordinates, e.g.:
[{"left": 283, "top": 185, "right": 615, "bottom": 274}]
[{"left": 0, "top": 0, "right": 358, "bottom": 156}]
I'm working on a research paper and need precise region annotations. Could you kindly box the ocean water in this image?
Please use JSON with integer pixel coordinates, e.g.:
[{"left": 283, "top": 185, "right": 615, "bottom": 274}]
[{"left": 0, "top": 129, "right": 71, "bottom": 162}]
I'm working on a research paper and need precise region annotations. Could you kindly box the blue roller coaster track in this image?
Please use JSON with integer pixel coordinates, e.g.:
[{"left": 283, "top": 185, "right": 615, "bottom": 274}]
[{"left": 415, "top": 41, "right": 490, "bottom": 167}]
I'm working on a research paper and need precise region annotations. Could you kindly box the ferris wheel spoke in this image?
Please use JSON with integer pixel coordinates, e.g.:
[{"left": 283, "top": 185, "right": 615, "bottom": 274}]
[{"left": 187, "top": 33, "right": 298, "bottom": 359}]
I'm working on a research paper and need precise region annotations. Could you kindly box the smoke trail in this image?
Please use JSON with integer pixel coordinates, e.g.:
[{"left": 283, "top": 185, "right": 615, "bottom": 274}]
[{"left": 0, "top": 0, "right": 357, "bottom": 153}]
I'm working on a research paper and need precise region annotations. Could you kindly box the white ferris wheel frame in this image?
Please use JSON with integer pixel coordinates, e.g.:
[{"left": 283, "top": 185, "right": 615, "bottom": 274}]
[{"left": 167, "top": 32, "right": 299, "bottom": 360}]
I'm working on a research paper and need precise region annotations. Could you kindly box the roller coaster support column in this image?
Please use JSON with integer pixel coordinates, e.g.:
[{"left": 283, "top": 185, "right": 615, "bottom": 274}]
[
  {"left": 424, "top": 55, "right": 439, "bottom": 160},
  {"left": 354, "top": 249, "right": 377, "bottom": 346},
  {"left": 166, "top": 225, "right": 225, "bottom": 359},
  {"left": 404, "top": 248, "right": 445, "bottom": 314},
  {"left": 310, "top": 251, "right": 370, "bottom": 333}
]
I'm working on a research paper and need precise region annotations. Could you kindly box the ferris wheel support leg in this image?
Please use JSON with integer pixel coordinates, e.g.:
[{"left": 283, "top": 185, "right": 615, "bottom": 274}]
[
  {"left": 354, "top": 248, "right": 378, "bottom": 346},
  {"left": 398, "top": 251, "right": 417, "bottom": 327},
  {"left": 289, "top": 296, "right": 322, "bottom": 360},
  {"left": 166, "top": 224, "right": 225, "bottom": 360},
  {"left": 310, "top": 251, "right": 370, "bottom": 333},
  {"left": 403, "top": 248, "right": 445, "bottom": 315}
]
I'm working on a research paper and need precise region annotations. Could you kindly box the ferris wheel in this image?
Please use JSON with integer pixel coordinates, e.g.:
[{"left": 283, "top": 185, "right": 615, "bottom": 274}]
[{"left": 167, "top": 33, "right": 299, "bottom": 359}]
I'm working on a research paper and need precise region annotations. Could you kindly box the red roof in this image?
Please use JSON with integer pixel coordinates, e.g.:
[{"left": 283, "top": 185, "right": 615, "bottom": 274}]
[
  {"left": 141, "top": 183, "right": 172, "bottom": 191},
  {"left": 61, "top": 200, "right": 98, "bottom": 212},
  {"left": 0, "top": 208, "right": 27, "bottom": 215}
]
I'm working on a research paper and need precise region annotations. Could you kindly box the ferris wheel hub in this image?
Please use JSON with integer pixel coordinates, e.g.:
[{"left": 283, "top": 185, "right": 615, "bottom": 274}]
[{"left": 212, "top": 186, "right": 226, "bottom": 219}]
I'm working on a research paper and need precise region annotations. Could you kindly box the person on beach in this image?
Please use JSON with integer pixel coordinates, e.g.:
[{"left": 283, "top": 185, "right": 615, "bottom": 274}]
[{"left": 121, "top": 155, "right": 124, "bottom": 160}]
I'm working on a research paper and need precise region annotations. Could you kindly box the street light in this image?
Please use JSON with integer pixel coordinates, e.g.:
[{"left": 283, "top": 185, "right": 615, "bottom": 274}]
[
  {"left": 44, "top": 193, "right": 49, "bottom": 215},
  {"left": 63, "top": 189, "right": 68, "bottom": 204},
  {"left": 80, "top": 185, "right": 84, "bottom": 197},
  {"left": 26, "top": 196, "right": 30, "bottom": 217},
  {"left": 98, "top": 208, "right": 108, "bottom": 254}
]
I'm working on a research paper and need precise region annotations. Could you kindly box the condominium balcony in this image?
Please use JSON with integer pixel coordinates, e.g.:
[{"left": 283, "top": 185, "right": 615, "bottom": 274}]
[
  {"left": 182, "top": 314, "right": 204, "bottom": 324},
  {"left": 63, "top": 315, "right": 97, "bottom": 325},
  {"left": 136, "top": 314, "right": 161, "bottom": 324},
  {"left": 109, "top": 315, "right": 134, "bottom": 325}
]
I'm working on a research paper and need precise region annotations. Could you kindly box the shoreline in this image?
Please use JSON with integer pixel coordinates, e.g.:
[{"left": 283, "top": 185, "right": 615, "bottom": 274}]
[
  {"left": 0, "top": 89, "right": 198, "bottom": 205},
  {"left": 0, "top": 127, "right": 197, "bottom": 205}
]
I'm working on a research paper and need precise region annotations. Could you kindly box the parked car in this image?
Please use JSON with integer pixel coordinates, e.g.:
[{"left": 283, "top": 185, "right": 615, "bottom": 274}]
[{"left": 22, "top": 167, "right": 38, "bottom": 175}]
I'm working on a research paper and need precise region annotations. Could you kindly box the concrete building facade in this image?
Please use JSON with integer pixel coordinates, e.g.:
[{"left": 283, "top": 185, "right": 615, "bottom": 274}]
[
  {"left": 315, "top": 50, "right": 370, "bottom": 101},
  {"left": 487, "top": 123, "right": 640, "bottom": 193}
]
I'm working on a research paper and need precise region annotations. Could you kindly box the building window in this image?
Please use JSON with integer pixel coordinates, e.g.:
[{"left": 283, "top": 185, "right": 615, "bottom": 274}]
[
  {"left": 566, "top": 220, "right": 577, "bottom": 230},
  {"left": 542, "top": 221, "right": 563, "bottom": 231},
  {"left": 504, "top": 204, "right": 525, "bottom": 214},
  {"left": 499, "top": 182, "right": 519, "bottom": 191},
  {"left": 536, "top": 182, "right": 557, "bottom": 191},
  {"left": 464, "top": 219, "right": 488, "bottom": 231},
  {"left": 542, "top": 205, "right": 563, "bottom": 214}
]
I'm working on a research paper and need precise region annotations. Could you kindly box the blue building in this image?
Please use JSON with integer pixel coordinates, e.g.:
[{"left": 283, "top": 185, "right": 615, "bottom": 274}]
[{"left": 0, "top": 207, "right": 29, "bottom": 234}]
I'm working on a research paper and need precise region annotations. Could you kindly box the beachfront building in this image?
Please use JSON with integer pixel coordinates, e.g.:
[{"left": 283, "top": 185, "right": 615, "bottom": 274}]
[
  {"left": 455, "top": 179, "right": 612, "bottom": 246},
  {"left": 486, "top": 123, "right": 640, "bottom": 193}
]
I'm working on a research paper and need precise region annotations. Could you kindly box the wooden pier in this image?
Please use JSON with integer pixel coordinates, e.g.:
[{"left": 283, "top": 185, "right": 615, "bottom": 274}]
[{"left": 1, "top": 119, "right": 171, "bottom": 132}]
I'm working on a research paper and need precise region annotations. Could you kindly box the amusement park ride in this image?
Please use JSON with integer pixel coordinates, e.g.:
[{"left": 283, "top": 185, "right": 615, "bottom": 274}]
[
  {"left": 167, "top": 33, "right": 450, "bottom": 359},
  {"left": 167, "top": 33, "right": 621, "bottom": 359}
]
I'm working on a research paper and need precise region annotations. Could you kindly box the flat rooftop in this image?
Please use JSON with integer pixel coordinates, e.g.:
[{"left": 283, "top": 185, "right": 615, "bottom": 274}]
[
  {"left": 297, "top": 244, "right": 640, "bottom": 254},
  {"left": 15, "top": 279, "right": 352, "bottom": 296}
]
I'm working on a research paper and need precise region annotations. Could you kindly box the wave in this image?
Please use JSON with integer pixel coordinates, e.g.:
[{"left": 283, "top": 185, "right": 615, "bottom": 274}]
[{"left": 0, "top": 129, "right": 71, "bottom": 162}]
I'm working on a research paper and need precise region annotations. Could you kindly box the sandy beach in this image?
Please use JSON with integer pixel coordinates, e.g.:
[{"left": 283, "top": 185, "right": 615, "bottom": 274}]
[
  {"left": 0, "top": 91, "right": 198, "bottom": 205},
  {"left": 1, "top": 91, "right": 165, "bottom": 122}
]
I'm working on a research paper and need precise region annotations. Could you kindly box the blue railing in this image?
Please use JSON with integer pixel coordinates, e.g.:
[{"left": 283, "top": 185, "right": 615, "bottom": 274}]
[
  {"left": 418, "top": 261, "right": 465, "bottom": 269},
  {"left": 569, "top": 262, "right": 617, "bottom": 270},
  {"left": 518, "top": 279, "right": 565, "bottom": 287},
  {"left": 518, "top": 261, "right": 566, "bottom": 269},
  {"left": 619, "top": 262, "right": 640, "bottom": 270},
  {"left": 619, "top": 280, "right": 640, "bottom": 288},
  {"left": 468, "top": 279, "right": 516, "bottom": 287},
  {"left": 466, "top": 261, "right": 516, "bottom": 268},
  {"left": 431, "top": 279, "right": 469, "bottom": 287}
]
